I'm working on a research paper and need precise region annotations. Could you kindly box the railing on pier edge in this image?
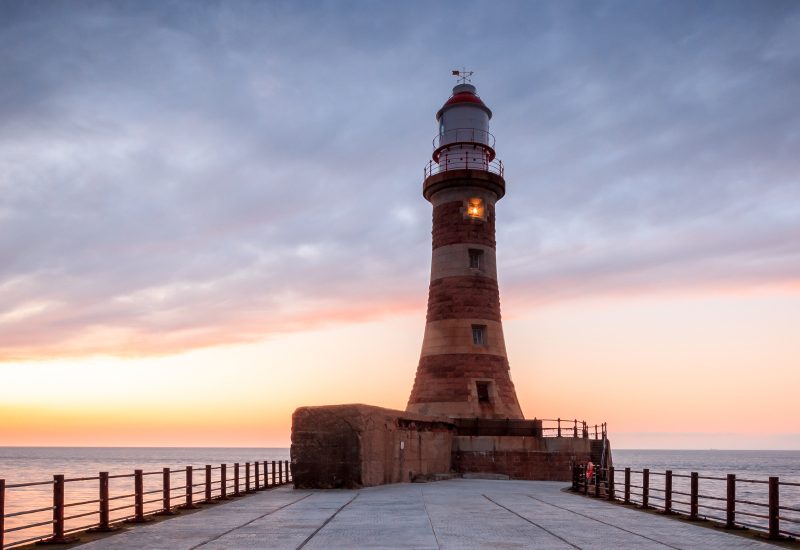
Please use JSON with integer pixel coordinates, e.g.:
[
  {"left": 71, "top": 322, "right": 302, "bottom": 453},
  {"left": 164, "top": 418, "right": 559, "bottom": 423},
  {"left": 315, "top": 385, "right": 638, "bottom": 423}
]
[
  {"left": 539, "top": 419, "right": 607, "bottom": 441},
  {"left": 571, "top": 463, "right": 800, "bottom": 542},
  {"left": 451, "top": 417, "right": 607, "bottom": 441},
  {"left": 0, "top": 459, "right": 292, "bottom": 549},
  {"left": 423, "top": 154, "right": 504, "bottom": 179}
]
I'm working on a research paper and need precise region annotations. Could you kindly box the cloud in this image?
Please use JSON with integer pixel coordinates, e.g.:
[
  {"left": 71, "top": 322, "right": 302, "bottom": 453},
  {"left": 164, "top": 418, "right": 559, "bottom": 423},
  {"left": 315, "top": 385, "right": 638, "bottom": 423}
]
[{"left": 1, "top": 1, "right": 798, "bottom": 360}]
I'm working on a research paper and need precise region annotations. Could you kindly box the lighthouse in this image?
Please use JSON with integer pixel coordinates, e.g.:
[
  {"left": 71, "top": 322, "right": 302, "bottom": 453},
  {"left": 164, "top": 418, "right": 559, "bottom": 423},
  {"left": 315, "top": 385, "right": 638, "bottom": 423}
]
[
  {"left": 406, "top": 77, "right": 524, "bottom": 420},
  {"left": 292, "top": 75, "right": 609, "bottom": 488}
]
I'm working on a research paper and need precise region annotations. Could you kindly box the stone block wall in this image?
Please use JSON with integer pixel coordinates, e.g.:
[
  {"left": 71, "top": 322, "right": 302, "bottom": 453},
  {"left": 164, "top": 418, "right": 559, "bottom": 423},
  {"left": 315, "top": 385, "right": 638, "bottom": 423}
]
[
  {"left": 452, "top": 435, "right": 598, "bottom": 481},
  {"left": 291, "top": 404, "right": 610, "bottom": 487},
  {"left": 291, "top": 404, "right": 455, "bottom": 489}
]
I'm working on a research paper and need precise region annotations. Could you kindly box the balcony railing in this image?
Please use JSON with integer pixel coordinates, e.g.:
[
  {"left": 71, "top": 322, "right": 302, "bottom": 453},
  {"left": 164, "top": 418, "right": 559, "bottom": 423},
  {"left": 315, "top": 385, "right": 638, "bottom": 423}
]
[
  {"left": 424, "top": 153, "right": 504, "bottom": 179},
  {"left": 450, "top": 418, "right": 607, "bottom": 441}
]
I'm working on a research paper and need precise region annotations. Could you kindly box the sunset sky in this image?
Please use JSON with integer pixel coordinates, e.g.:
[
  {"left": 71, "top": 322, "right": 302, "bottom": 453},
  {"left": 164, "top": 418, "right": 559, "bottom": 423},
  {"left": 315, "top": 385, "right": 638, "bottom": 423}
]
[{"left": 1, "top": 1, "right": 798, "bottom": 449}]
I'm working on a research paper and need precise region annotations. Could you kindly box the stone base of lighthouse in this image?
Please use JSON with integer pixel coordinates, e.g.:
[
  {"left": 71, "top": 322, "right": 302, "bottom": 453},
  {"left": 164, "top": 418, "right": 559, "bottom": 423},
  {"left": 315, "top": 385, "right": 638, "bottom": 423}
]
[{"left": 290, "top": 404, "right": 609, "bottom": 489}]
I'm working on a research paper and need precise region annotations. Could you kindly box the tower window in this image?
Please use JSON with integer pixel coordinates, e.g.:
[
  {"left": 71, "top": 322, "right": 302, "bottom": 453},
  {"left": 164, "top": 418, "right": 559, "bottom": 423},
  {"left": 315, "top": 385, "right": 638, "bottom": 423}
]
[
  {"left": 465, "top": 198, "right": 484, "bottom": 219},
  {"left": 476, "top": 382, "right": 491, "bottom": 404},
  {"left": 469, "top": 248, "right": 484, "bottom": 269},
  {"left": 472, "top": 325, "right": 486, "bottom": 346}
]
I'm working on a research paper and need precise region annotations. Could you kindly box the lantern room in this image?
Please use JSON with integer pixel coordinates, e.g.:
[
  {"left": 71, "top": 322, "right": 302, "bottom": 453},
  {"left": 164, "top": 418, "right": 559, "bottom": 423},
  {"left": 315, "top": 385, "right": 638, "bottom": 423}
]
[{"left": 430, "top": 82, "right": 499, "bottom": 175}]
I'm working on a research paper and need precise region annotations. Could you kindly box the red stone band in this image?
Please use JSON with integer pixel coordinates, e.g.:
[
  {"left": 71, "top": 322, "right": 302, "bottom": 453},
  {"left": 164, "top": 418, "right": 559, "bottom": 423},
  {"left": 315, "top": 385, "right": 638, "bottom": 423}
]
[
  {"left": 426, "top": 276, "right": 501, "bottom": 322},
  {"left": 432, "top": 201, "right": 496, "bottom": 249},
  {"left": 408, "top": 353, "right": 519, "bottom": 404}
]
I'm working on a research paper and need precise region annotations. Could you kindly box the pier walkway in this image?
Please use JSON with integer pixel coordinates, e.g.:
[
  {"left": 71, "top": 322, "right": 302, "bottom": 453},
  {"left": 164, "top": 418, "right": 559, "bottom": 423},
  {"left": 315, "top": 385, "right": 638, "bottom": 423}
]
[{"left": 76, "top": 479, "right": 775, "bottom": 549}]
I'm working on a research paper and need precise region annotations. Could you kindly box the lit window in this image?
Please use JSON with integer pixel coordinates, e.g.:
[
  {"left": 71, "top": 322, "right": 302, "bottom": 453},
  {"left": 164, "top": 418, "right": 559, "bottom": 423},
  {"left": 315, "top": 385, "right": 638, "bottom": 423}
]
[
  {"left": 469, "top": 249, "right": 484, "bottom": 269},
  {"left": 476, "top": 382, "right": 490, "bottom": 403},
  {"left": 466, "top": 198, "right": 484, "bottom": 219},
  {"left": 472, "top": 325, "right": 486, "bottom": 346}
]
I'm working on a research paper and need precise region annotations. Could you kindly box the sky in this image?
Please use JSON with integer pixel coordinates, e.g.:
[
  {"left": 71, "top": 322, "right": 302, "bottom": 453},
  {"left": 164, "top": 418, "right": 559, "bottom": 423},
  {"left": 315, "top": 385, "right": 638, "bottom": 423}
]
[{"left": 1, "top": 1, "right": 798, "bottom": 449}]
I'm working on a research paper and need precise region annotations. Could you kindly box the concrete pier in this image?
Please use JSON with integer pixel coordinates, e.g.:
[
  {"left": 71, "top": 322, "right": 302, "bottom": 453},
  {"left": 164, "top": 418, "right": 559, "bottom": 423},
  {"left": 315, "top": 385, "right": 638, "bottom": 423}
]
[{"left": 75, "top": 479, "right": 776, "bottom": 549}]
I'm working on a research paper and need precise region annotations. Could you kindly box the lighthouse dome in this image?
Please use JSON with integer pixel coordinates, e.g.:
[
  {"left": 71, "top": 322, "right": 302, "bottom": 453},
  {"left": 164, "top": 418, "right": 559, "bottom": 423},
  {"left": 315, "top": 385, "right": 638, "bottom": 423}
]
[
  {"left": 436, "top": 84, "right": 492, "bottom": 121},
  {"left": 434, "top": 83, "right": 495, "bottom": 161}
]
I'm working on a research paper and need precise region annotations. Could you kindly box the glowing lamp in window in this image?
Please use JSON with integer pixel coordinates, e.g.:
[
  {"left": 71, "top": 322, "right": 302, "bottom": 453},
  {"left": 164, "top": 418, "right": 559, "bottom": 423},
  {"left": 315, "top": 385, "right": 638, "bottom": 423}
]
[{"left": 466, "top": 198, "right": 484, "bottom": 219}]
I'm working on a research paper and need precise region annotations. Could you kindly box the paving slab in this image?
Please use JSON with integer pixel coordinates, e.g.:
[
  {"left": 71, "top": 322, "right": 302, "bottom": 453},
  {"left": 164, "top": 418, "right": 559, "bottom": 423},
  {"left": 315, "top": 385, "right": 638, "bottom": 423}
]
[{"left": 76, "top": 479, "right": 778, "bottom": 549}]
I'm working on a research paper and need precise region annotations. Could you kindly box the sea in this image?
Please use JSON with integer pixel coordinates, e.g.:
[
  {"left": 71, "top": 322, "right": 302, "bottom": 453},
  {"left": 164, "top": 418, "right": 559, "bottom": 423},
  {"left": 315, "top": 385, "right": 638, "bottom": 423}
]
[{"left": 0, "top": 447, "right": 798, "bottom": 546}]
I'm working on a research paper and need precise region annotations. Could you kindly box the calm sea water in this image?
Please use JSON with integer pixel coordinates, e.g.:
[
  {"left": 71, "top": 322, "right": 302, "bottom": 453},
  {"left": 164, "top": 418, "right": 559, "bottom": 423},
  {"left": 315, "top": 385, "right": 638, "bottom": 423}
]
[
  {"left": 613, "top": 449, "right": 800, "bottom": 535},
  {"left": 0, "top": 447, "right": 797, "bottom": 546}
]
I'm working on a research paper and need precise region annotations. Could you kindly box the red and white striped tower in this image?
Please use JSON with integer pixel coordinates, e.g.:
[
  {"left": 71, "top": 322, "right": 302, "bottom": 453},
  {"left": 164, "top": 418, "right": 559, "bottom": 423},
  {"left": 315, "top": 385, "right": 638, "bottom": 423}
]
[{"left": 407, "top": 78, "right": 524, "bottom": 420}]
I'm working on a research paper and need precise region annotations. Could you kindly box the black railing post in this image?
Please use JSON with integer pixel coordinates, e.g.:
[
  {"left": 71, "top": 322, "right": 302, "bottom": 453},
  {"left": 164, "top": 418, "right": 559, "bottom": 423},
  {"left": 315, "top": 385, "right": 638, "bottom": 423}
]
[
  {"left": 607, "top": 467, "right": 615, "bottom": 501},
  {"left": 185, "top": 466, "right": 196, "bottom": 509},
  {"left": 263, "top": 461, "right": 268, "bottom": 487},
  {"left": 595, "top": 425, "right": 598, "bottom": 439},
  {"left": 221, "top": 464, "right": 227, "bottom": 499},
  {"left": 50, "top": 474, "right": 78, "bottom": 541},
  {"left": 255, "top": 461, "right": 260, "bottom": 490},
  {"left": 134, "top": 469, "right": 145, "bottom": 522},
  {"left": 89, "top": 472, "right": 114, "bottom": 533},
  {"left": 583, "top": 422, "right": 588, "bottom": 439},
  {"left": 690, "top": 472, "right": 699, "bottom": 520},
  {"left": 234, "top": 463, "right": 240, "bottom": 496},
  {"left": 594, "top": 467, "right": 601, "bottom": 498},
  {"left": 726, "top": 474, "right": 735, "bottom": 529},
  {"left": 54, "top": 474, "right": 66, "bottom": 540},
  {"left": 160, "top": 467, "right": 172, "bottom": 514},
  {"left": 768, "top": 477, "right": 779, "bottom": 539},
  {"left": 205, "top": 465, "right": 212, "bottom": 502},
  {"left": 573, "top": 419, "right": 578, "bottom": 438},
  {"left": 624, "top": 467, "right": 631, "bottom": 504},
  {"left": 246, "top": 462, "right": 251, "bottom": 492},
  {"left": 272, "top": 461, "right": 276, "bottom": 486},
  {"left": 557, "top": 417, "right": 561, "bottom": 437},
  {"left": 1, "top": 479, "right": 5, "bottom": 549},
  {"left": 642, "top": 469, "right": 649, "bottom": 509},
  {"left": 99, "top": 472, "right": 110, "bottom": 529},
  {"left": 285, "top": 461, "right": 290, "bottom": 482},
  {"left": 278, "top": 461, "right": 284, "bottom": 484},
  {"left": 664, "top": 470, "right": 672, "bottom": 514}
]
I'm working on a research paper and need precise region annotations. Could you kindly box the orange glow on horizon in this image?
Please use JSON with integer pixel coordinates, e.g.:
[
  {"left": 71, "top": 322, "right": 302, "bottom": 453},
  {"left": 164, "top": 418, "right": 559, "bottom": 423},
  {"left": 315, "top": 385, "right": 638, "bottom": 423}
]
[{"left": 1, "top": 288, "right": 798, "bottom": 449}]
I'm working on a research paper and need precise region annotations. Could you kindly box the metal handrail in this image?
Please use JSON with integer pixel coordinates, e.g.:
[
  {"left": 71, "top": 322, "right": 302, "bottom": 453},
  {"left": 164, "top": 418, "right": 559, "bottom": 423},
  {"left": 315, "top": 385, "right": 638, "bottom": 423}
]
[
  {"left": 424, "top": 154, "right": 503, "bottom": 179},
  {"left": 571, "top": 464, "right": 799, "bottom": 542},
  {"left": 0, "top": 458, "right": 293, "bottom": 548},
  {"left": 540, "top": 419, "right": 608, "bottom": 440}
]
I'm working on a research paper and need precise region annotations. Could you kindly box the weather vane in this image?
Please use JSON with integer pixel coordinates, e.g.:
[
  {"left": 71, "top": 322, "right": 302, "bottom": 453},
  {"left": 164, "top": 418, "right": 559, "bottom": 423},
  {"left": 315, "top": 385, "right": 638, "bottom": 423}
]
[{"left": 451, "top": 67, "right": 474, "bottom": 84}]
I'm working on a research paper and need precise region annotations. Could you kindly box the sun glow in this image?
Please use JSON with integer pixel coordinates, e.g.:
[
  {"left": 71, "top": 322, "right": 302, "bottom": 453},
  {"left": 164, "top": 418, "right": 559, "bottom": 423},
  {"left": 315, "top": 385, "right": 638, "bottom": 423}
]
[{"left": 1, "top": 288, "right": 798, "bottom": 448}]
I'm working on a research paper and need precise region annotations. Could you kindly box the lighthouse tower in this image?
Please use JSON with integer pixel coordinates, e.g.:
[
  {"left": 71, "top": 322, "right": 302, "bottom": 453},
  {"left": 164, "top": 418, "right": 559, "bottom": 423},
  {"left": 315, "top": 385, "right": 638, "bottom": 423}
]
[
  {"left": 407, "top": 78, "right": 524, "bottom": 420},
  {"left": 291, "top": 75, "right": 610, "bottom": 489}
]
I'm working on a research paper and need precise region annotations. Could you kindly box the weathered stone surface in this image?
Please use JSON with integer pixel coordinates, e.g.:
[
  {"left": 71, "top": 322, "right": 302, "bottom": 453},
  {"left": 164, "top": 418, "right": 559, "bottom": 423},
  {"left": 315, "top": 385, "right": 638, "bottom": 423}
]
[
  {"left": 419, "top": 319, "right": 507, "bottom": 357},
  {"left": 430, "top": 243, "right": 497, "bottom": 281},
  {"left": 423, "top": 168, "right": 505, "bottom": 201},
  {"left": 291, "top": 404, "right": 455, "bottom": 489},
  {"left": 76, "top": 479, "right": 775, "bottom": 550},
  {"left": 410, "top": 166, "right": 525, "bottom": 423},
  {"left": 291, "top": 405, "right": 595, "bottom": 486},
  {"left": 453, "top": 436, "right": 598, "bottom": 481},
  {"left": 407, "top": 354, "right": 523, "bottom": 419},
  {"left": 432, "top": 200, "right": 496, "bottom": 249},
  {"left": 425, "top": 276, "right": 502, "bottom": 322}
]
